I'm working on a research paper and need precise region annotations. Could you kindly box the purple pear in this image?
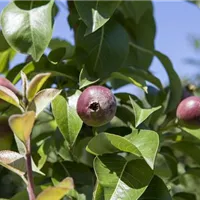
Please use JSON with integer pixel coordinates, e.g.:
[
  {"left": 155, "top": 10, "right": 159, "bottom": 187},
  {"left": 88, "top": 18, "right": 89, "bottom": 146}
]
[
  {"left": 176, "top": 96, "right": 200, "bottom": 121},
  {"left": 77, "top": 85, "right": 117, "bottom": 127}
]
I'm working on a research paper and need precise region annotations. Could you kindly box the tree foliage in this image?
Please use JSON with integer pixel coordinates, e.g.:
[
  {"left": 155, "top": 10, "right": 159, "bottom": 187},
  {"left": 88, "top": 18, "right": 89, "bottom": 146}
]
[{"left": 0, "top": 1, "right": 199, "bottom": 200}]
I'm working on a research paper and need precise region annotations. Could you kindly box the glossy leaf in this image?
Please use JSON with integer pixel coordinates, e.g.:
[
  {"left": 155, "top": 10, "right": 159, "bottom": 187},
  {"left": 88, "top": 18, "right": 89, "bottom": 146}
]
[
  {"left": 111, "top": 71, "right": 148, "bottom": 93},
  {"left": 1, "top": 0, "right": 54, "bottom": 61},
  {"left": 129, "top": 96, "right": 161, "bottom": 127},
  {"left": 125, "top": 129, "right": 159, "bottom": 169},
  {"left": 52, "top": 92, "right": 83, "bottom": 146},
  {"left": 36, "top": 177, "right": 74, "bottom": 200},
  {"left": 93, "top": 182, "right": 104, "bottom": 200},
  {"left": 75, "top": 1, "right": 121, "bottom": 34},
  {"left": 87, "top": 132, "right": 141, "bottom": 157},
  {"left": 27, "top": 72, "right": 51, "bottom": 101},
  {"left": 178, "top": 120, "right": 200, "bottom": 140},
  {"left": 76, "top": 20, "right": 129, "bottom": 78},
  {"left": 8, "top": 111, "right": 36, "bottom": 144},
  {"left": 87, "top": 129, "right": 159, "bottom": 169},
  {"left": 0, "top": 86, "right": 20, "bottom": 108},
  {"left": 0, "top": 150, "right": 26, "bottom": 177},
  {"left": 94, "top": 155, "right": 153, "bottom": 200},
  {"left": 79, "top": 67, "right": 99, "bottom": 89},
  {"left": 28, "top": 88, "right": 61, "bottom": 116}
]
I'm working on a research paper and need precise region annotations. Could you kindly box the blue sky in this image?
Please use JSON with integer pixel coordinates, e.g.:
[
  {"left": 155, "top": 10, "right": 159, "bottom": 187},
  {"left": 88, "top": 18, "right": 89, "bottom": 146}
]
[{"left": 0, "top": 1, "right": 200, "bottom": 93}]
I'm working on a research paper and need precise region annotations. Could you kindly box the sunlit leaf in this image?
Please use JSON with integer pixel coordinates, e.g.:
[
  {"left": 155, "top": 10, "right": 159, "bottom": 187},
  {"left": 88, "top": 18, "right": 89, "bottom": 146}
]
[
  {"left": 129, "top": 96, "right": 161, "bottom": 127},
  {"left": 178, "top": 120, "right": 200, "bottom": 140},
  {"left": 75, "top": 1, "right": 121, "bottom": 34},
  {"left": 0, "top": 150, "right": 26, "bottom": 176},
  {"left": 94, "top": 155, "right": 153, "bottom": 200},
  {"left": 36, "top": 177, "right": 74, "bottom": 200},
  {"left": 0, "top": 86, "right": 20, "bottom": 108},
  {"left": 8, "top": 111, "right": 36, "bottom": 144},
  {"left": 52, "top": 92, "right": 82, "bottom": 146},
  {"left": 111, "top": 71, "right": 148, "bottom": 93},
  {"left": 79, "top": 67, "right": 99, "bottom": 89},
  {"left": 28, "top": 88, "right": 61, "bottom": 116},
  {"left": 27, "top": 72, "right": 51, "bottom": 101},
  {"left": 1, "top": 0, "right": 54, "bottom": 61}
]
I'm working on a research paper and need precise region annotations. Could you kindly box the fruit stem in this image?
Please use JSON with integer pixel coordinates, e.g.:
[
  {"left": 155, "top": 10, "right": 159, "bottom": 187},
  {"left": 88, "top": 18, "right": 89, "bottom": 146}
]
[{"left": 26, "top": 137, "right": 36, "bottom": 200}]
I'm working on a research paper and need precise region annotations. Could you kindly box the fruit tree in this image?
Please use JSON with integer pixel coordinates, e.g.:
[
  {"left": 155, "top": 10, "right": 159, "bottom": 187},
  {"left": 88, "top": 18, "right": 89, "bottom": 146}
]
[{"left": 0, "top": 1, "right": 200, "bottom": 200}]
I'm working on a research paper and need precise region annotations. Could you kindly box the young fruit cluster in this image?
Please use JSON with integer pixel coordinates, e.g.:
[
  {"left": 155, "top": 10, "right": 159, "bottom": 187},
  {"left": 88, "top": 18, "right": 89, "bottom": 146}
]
[
  {"left": 176, "top": 96, "right": 200, "bottom": 121},
  {"left": 76, "top": 85, "right": 117, "bottom": 127}
]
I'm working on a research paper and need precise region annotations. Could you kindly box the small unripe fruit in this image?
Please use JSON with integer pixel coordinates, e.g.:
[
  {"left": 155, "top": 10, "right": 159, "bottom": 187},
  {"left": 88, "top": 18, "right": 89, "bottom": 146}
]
[
  {"left": 0, "top": 77, "right": 20, "bottom": 95},
  {"left": 176, "top": 96, "right": 200, "bottom": 121},
  {"left": 77, "top": 85, "right": 117, "bottom": 127}
]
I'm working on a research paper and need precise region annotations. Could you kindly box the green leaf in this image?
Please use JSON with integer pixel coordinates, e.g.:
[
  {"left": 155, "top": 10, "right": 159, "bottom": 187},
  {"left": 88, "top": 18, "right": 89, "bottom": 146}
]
[
  {"left": 94, "top": 155, "right": 153, "bottom": 200},
  {"left": 125, "top": 67, "right": 163, "bottom": 90},
  {"left": 0, "top": 49, "right": 16, "bottom": 73},
  {"left": 87, "top": 132, "right": 141, "bottom": 157},
  {"left": 79, "top": 67, "right": 99, "bottom": 89},
  {"left": 0, "top": 150, "right": 26, "bottom": 177},
  {"left": 0, "top": 86, "right": 21, "bottom": 108},
  {"left": 75, "top": 1, "right": 121, "bottom": 34},
  {"left": 8, "top": 111, "right": 36, "bottom": 144},
  {"left": 178, "top": 120, "right": 200, "bottom": 140},
  {"left": 154, "top": 153, "right": 177, "bottom": 179},
  {"left": 52, "top": 92, "right": 83, "bottom": 146},
  {"left": 48, "top": 47, "right": 75, "bottom": 64},
  {"left": 171, "top": 141, "right": 200, "bottom": 165},
  {"left": 139, "top": 176, "right": 172, "bottom": 200},
  {"left": 173, "top": 192, "right": 196, "bottom": 200},
  {"left": 111, "top": 71, "right": 148, "bottom": 93},
  {"left": 93, "top": 182, "right": 105, "bottom": 200},
  {"left": 129, "top": 96, "right": 161, "bottom": 127},
  {"left": 72, "top": 137, "right": 94, "bottom": 167},
  {"left": 48, "top": 38, "right": 74, "bottom": 50},
  {"left": 125, "top": 129, "right": 159, "bottom": 169},
  {"left": 0, "top": 31, "right": 11, "bottom": 52},
  {"left": 28, "top": 88, "right": 62, "bottom": 116},
  {"left": 130, "top": 43, "right": 182, "bottom": 113},
  {"left": 27, "top": 72, "right": 51, "bottom": 101},
  {"left": 1, "top": 0, "right": 54, "bottom": 61},
  {"left": 76, "top": 20, "right": 129, "bottom": 78},
  {"left": 36, "top": 177, "right": 74, "bottom": 200},
  {"left": 119, "top": 1, "right": 155, "bottom": 69},
  {"left": 20, "top": 71, "right": 29, "bottom": 100},
  {"left": 119, "top": 1, "right": 152, "bottom": 24}
]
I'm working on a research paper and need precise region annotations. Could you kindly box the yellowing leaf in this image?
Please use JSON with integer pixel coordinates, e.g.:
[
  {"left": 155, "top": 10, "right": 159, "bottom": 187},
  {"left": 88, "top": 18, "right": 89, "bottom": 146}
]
[
  {"left": 8, "top": 111, "right": 36, "bottom": 144},
  {"left": 0, "top": 150, "right": 26, "bottom": 176},
  {"left": 28, "top": 88, "right": 62, "bottom": 117},
  {"left": 36, "top": 177, "right": 74, "bottom": 200},
  {"left": 0, "top": 86, "right": 20, "bottom": 108},
  {"left": 27, "top": 73, "right": 51, "bottom": 101}
]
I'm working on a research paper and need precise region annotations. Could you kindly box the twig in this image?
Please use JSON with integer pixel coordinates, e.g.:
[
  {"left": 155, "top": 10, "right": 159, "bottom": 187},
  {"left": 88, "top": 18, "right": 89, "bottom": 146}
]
[{"left": 26, "top": 138, "right": 36, "bottom": 200}]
